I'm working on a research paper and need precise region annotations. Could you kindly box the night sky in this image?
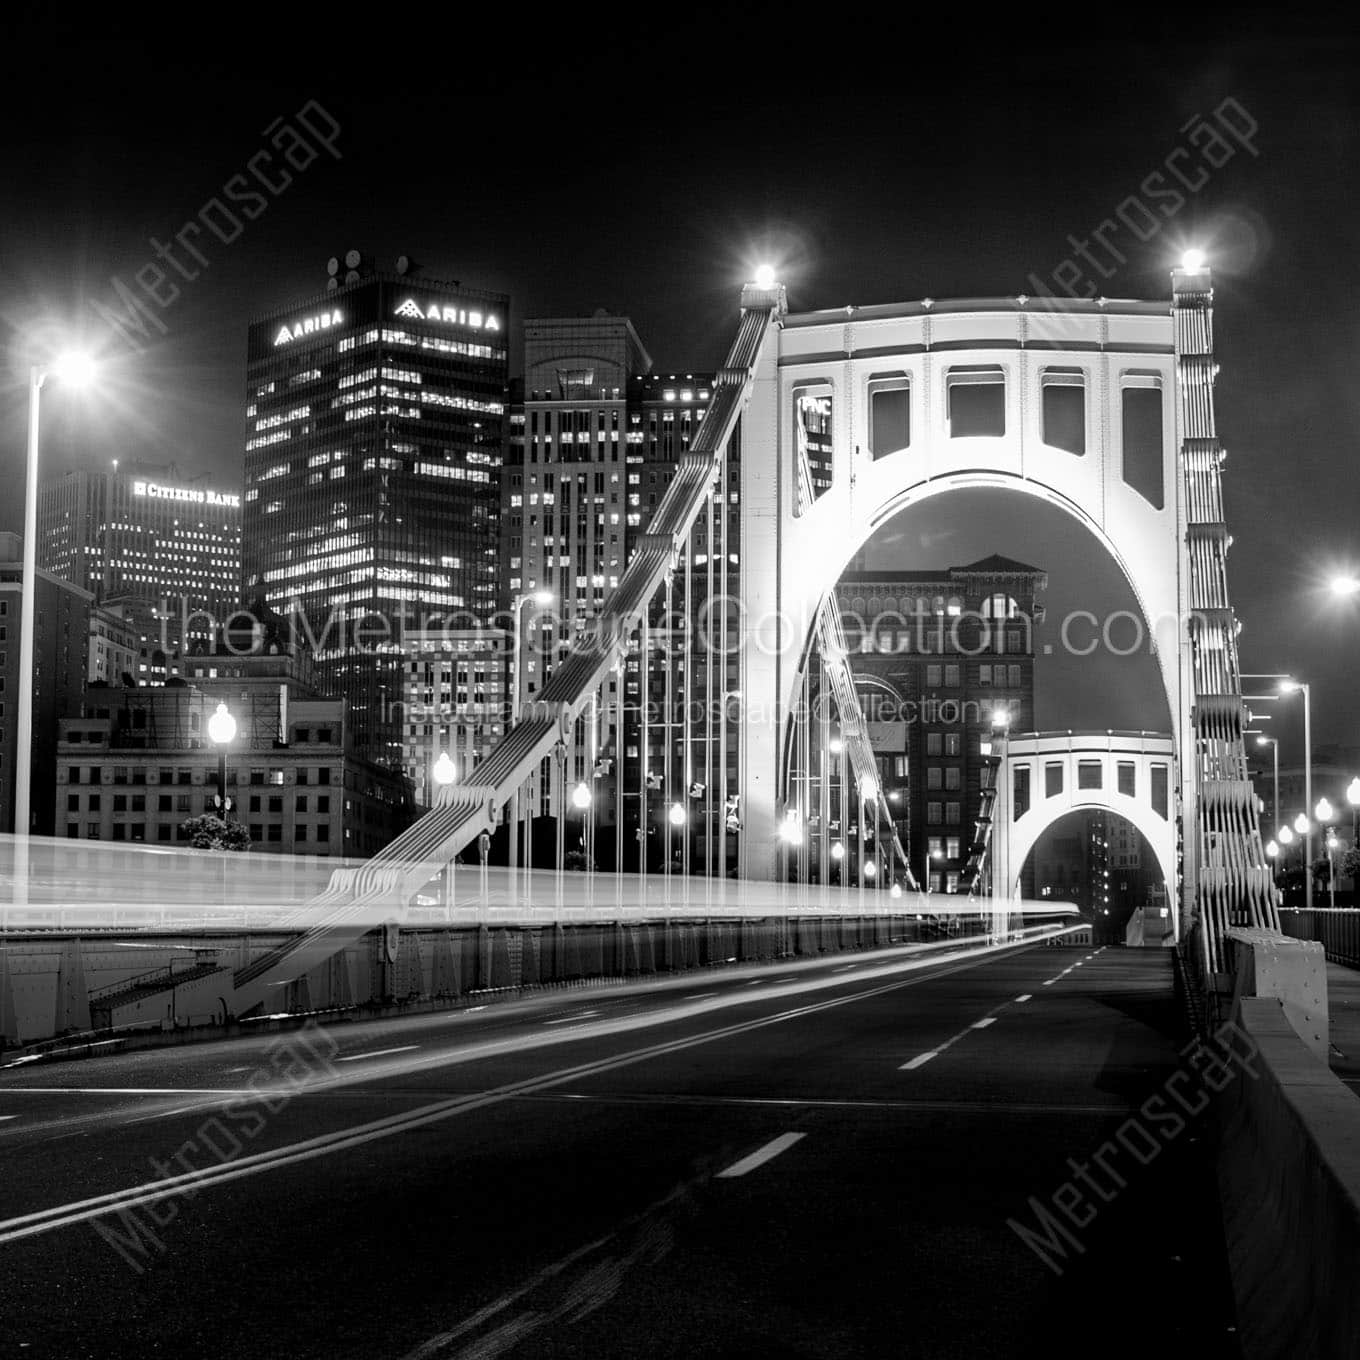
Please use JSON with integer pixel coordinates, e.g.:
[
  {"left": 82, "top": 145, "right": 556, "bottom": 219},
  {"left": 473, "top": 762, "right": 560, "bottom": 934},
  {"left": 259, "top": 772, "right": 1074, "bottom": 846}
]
[{"left": 2, "top": 10, "right": 1356, "bottom": 753}]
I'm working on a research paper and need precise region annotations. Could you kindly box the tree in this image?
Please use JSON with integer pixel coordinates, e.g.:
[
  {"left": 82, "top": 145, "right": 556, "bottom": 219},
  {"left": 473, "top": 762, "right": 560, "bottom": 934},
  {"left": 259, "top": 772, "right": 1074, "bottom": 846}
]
[{"left": 181, "top": 815, "right": 252, "bottom": 852}]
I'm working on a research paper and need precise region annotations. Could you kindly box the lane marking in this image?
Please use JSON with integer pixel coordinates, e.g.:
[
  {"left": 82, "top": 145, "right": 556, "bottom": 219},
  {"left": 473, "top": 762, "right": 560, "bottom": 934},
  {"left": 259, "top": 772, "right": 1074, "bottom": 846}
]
[
  {"left": 744, "top": 979, "right": 765, "bottom": 986},
  {"left": 0, "top": 1115, "right": 17, "bottom": 1122},
  {"left": 1015, "top": 994, "right": 1032, "bottom": 1003},
  {"left": 0, "top": 1087, "right": 264, "bottom": 1096},
  {"left": 900, "top": 1052, "right": 937, "bottom": 1070},
  {"left": 542, "top": 1012, "right": 600, "bottom": 1027},
  {"left": 716, "top": 1131, "right": 806, "bottom": 1179},
  {"left": 832, "top": 964, "right": 858, "bottom": 973},
  {"left": 0, "top": 951, "right": 1013, "bottom": 1247},
  {"left": 684, "top": 992, "right": 717, "bottom": 1001},
  {"left": 514, "top": 1091, "right": 1131, "bottom": 1116},
  {"left": 971, "top": 1017, "right": 996, "bottom": 1029},
  {"left": 336, "top": 1046, "right": 420, "bottom": 1063}
]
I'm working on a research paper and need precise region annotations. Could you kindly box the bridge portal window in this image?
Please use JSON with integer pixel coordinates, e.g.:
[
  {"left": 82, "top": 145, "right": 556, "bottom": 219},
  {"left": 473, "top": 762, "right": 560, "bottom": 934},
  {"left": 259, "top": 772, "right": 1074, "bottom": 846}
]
[
  {"left": 1151, "top": 764, "right": 1169, "bottom": 819},
  {"left": 1045, "top": 762, "right": 1063, "bottom": 798},
  {"left": 1013, "top": 767, "right": 1031, "bottom": 818},
  {"left": 792, "top": 385, "right": 834, "bottom": 511},
  {"left": 1121, "top": 374, "right": 1165, "bottom": 509},
  {"left": 1117, "top": 762, "right": 1136, "bottom": 798},
  {"left": 1041, "top": 369, "right": 1087, "bottom": 455},
  {"left": 1078, "top": 760, "right": 1103, "bottom": 790},
  {"left": 947, "top": 366, "right": 1006, "bottom": 438},
  {"left": 867, "top": 374, "right": 910, "bottom": 458}
]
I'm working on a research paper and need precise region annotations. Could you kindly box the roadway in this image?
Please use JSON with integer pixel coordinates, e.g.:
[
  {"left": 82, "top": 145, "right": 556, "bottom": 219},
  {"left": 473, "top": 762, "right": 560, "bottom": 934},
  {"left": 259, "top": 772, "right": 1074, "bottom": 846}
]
[{"left": 0, "top": 940, "right": 1241, "bottom": 1359}]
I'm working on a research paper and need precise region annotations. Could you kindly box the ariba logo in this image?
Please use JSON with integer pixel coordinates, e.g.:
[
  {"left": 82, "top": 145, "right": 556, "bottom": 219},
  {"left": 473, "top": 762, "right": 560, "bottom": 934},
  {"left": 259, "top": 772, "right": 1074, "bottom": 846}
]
[
  {"left": 273, "top": 309, "right": 344, "bottom": 346},
  {"left": 393, "top": 297, "right": 500, "bottom": 332}
]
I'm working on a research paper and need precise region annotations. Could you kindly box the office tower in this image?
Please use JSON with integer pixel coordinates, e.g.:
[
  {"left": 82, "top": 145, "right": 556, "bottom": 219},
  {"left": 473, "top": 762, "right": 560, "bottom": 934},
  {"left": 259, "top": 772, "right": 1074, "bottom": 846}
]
[
  {"left": 836, "top": 555, "right": 1047, "bottom": 895},
  {"left": 502, "top": 311, "right": 713, "bottom": 862},
  {"left": 242, "top": 257, "right": 508, "bottom": 767}
]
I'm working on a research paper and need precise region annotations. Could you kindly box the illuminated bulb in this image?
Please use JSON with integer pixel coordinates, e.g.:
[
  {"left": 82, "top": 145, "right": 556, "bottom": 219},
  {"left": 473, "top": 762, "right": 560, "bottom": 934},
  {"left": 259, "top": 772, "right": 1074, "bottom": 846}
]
[
  {"left": 1331, "top": 576, "right": 1360, "bottom": 597},
  {"left": 1294, "top": 813, "right": 1310, "bottom": 835},
  {"left": 668, "top": 802, "right": 687, "bottom": 827},
  {"left": 753, "top": 264, "right": 777, "bottom": 290},
  {"left": 1316, "top": 797, "right": 1334, "bottom": 823},
  {"left": 52, "top": 351, "right": 97, "bottom": 387},
  {"left": 1348, "top": 777, "right": 1360, "bottom": 808},
  {"left": 831, "top": 841, "right": 845, "bottom": 861},
  {"left": 432, "top": 752, "right": 457, "bottom": 786},
  {"left": 864, "top": 861, "right": 877, "bottom": 880},
  {"left": 1278, "top": 826, "right": 1295, "bottom": 846},
  {"left": 572, "top": 781, "right": 592, "bottom": 810},
  {"left": 1265, "top": 841, "right": 1279, "bottom": 859},
  {"left": 1181, "top": 249, "right": 1206, "bottom": 272},
  {"left": 207, "top": 703, "right": 237, "bottom": 746}
]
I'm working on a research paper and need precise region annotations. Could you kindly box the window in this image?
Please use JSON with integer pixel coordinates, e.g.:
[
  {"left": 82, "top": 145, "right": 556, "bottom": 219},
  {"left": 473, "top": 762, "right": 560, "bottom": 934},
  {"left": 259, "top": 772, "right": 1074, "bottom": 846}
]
[
  {"left": 67, "top": 794, "right": 79, "bottom": 812},
  {"left": 317, "top": 768, "right": 331, "bottom": 785},
  {"left": 177, "top": 768, "right": 191, "bottom": 785},
  {"left": 979, "top": 664, "right": 992, "bottom": 685},
  {"left": 947, "top": 366, "right": 1005, "bottom": 437},
  {"left": 267, "top": 824, "right": 282, "bottom": 842},
  {"left": 944, "top": 733, "right": 961, "bottom": 757},
  {"left": 67, "top": 823, "right": 80, "bottom": 839},
  {"left": 945, "top": 802, "right": 961, "bottom": 825},
  {"left": 1008, "top": 665, "right": 1022, "bottom": 688},
  {"left": 1045, "top": 763, "right": 1064, "bottom": 798},
  {"left": 157, "top": 825, "right": 172, "bottom": 843},
  {"left": 792, "top": 387, "right": 833, "bottom": 507},
  {"left": 1042, "top": 369, "right": 1086, "bottom": 455},
  {"left": 317, "top": 795, "right": 330, "bottom": 813},
  {"left": 1117, "top": 762, "right": 1136, "bottom": 798},
  {"left": 926, "top": 665, "right": 943, "bottom": 687},
  {"left": 928, "top": 836, "right": 943, "bottom": 857},
  {"left": 945, "top": 767, "right": 961, "bottom": 791},
  {"left": 249, "top": 794, "right": 262, "bottom": 813},
  {"left": 317, "top": 822, "right": 330, "bottom": 841},
  {"left": 268, "top": 796, "right": 283, "bottom": 814},
  {"left": 868, "top": 375, "right": 910, "bottom": 458},
  {"left": 269, "top": 769, "right": 284, "bottom": 785},
  {"left": 296, "top": 823, "right": 308, "bottom": 842},
  {"left": 944, "top": 664, "right": 960, "bottom": 687},
  {"left": 928, "top": 767, "right": 942, "bottom": 791},
  {"left": 296, "top": 795, "right": 308, "bottom": 813},
  {"left": 927, "top": 802, "right": 942, "bottom": 825},
  {"left": 926, "top": 732, "right": 943, "bottom": 757},
  {"left": 1122, "top": 377, "right": 1165, "bottom": 508},
  {"left": 88, "top": 794, "right": 101, "bottom": 812},
  {"left": 945, "top": 837, "right": 961, "bottom": 859},
  {"left": 1014, "top": 767, "right": 1031, "bottom": 818},
  {"left": 1151, "top": 765, "right": 1169, "bottom": 819},
  {"left": 1078, "top": 761, "right": 1103, "bottom": 790}
]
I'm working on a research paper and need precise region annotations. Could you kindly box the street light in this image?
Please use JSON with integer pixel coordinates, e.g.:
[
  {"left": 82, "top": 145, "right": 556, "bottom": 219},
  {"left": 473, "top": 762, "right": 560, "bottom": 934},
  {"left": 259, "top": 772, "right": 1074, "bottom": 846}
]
[
  {"left": 207, "top": 702, "right": 237, "bottom": 818},
  {"left": 1329, "top": 575, "right": 1360, "bottom": 597},
  {"left": 16, "top": 351, "right": 98, "bottom": 840},
  {"left": 508, "top": 589, "right": 555, "bottom": 880},
  {"left": 1326, "top": 830, "right": 1340, "bottom": 909},
  {"left": 1293, "top": 813, "right": 1311, "bottom": 836},
  {"left": 1280, "top": 679, "right": 1314, "bottom": 910},
  {"left": 1348, "top": 776, "right": 1360, "bottom": 843},
  {"left": 1254, "top": 734, "right": 1280, "bottom": 835},
  {"left": 432, "top": 751, "right": 457, "bottom": 790}
]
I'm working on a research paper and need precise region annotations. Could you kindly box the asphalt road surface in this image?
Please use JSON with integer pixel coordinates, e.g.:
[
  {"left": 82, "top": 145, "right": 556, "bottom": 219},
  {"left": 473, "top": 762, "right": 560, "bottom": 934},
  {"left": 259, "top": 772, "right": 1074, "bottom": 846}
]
[{"left": 0, "top": 940, "right": 1241, "bottom": 1359}]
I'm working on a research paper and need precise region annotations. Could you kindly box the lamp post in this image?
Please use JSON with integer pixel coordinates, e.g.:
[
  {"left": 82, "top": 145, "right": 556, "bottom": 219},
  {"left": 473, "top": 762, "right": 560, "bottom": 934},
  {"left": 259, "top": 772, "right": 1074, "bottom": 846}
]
[
  {"left": 1326, "top": 830, "right": 1340, "bottom": 910},
  {"left": 16, "top": 353, "right": 96, "bottom": 845},
  {"left": 572, "top": 780, "right": 592, "bottom": 865},
  {"left": 432, "top": 751, "right": 457, "bottom": 918},
  {"left": 718, "top": 688, "right": 740, "bottom": 880},
  {"left": 207, "top": 703, "right": 237, "bottom": 818},
  {"left": 508, "top": 589, "right": 554, "bottom": 884},
  {"left": 1265, "top": 839, "right": 1279, "bottom": 897},
  {"left": 1280, "top": 680, "right": 1313, "bottom": 910},
  {"left": 1347, "top": 776, "right": 1360, "bottom": 846},
  {"left": 207, "top": 701, "right": 237, "bottom": 924}
]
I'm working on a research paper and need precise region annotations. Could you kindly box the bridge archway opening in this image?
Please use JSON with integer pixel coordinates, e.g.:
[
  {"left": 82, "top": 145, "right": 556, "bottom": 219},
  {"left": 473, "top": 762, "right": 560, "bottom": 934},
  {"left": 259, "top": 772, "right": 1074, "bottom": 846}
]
[{"left": 1026, "top": 808, "right": 1170, "bottom": 947}]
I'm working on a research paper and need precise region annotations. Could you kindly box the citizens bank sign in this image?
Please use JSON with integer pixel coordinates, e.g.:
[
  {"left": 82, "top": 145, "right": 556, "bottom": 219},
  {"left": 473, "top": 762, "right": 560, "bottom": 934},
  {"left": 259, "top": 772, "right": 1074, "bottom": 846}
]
[
  {"left": 133, "top": 480, "right": 241, "bottom": 509},
  {"left": 393, "top": 297, "right": 500, "bottom": 331},
  {"left": 273, "top": 309, "right": 344, "bottom": 346}
]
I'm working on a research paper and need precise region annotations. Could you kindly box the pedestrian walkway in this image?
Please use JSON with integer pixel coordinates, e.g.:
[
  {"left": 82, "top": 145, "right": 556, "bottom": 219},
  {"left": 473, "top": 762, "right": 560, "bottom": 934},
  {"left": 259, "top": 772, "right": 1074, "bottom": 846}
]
[{"left": 1326, "top": 961, "right": 1360, "bottom": 1099}]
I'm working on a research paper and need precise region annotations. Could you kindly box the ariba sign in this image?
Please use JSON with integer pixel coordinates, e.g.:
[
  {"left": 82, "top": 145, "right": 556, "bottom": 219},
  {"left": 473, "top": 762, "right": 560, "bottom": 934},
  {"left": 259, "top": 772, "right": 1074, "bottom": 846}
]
[
  {"left": 273, "top": 308, "right": 344, "bottom": 346},
  {"left": 133, "top": 480, "right": 241, "bottom": 509},
  {"left": 393, "top": 297, "right": 500, "bottom": 332}
]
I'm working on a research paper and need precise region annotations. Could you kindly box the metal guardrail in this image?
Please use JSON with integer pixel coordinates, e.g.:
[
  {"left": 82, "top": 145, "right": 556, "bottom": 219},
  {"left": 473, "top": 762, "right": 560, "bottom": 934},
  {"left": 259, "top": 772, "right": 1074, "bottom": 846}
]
[{"left": 1279, "top": 908, "right": 1360, "bottom": 969}]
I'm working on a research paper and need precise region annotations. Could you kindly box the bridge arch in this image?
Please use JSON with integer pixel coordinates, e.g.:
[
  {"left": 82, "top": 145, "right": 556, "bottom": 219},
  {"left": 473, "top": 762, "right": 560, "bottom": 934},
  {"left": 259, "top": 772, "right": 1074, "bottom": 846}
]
[{"left": 989, "top": 732, "right": 1179, "bottom": 917}]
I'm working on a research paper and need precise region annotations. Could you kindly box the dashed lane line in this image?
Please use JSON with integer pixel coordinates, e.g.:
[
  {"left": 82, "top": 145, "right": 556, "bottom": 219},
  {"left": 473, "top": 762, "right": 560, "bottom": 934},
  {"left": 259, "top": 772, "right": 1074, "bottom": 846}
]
[
  {"left": 716, "top": 1131, "right": 806, "bottom": 1179},
  {"left": 336, "top": 1046, "right": 420, "bottom": 1063}
]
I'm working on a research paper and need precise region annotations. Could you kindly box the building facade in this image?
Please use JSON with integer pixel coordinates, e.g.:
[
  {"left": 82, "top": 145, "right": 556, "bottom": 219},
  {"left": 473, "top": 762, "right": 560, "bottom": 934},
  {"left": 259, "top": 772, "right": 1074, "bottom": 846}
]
[
  {"left": 0, "top": 533, "right": 93, "bottom": 834},
  {"left": 401, "top": 627, "right": 509, "bottom": 808},
  {"left": 242, "top": 259, "right": 509, "bottom": 769},
  {"left": 58, "top": 647, "right": 412, "bottom": 855},
  {"left": 836, "top": 555, "right": 1047, "bottom": 895},
  {"left": 88, "top": 604, "right": 139, "bottom": 685}
]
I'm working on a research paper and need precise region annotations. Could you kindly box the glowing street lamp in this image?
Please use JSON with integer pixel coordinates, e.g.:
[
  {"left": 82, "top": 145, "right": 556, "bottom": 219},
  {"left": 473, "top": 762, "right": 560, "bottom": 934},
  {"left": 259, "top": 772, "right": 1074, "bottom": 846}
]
[
  {"left": 431, "top": 752, "right": 457, "bottom": 808},
  {"left": 1330, "top": 575, "right": 1360, "bottom": 597},
  {"left": 1316, "top": 797, "right": 1335, "bottom": 825},
  {"left": 1348, "top": 776, "right": 1360, "bottom": 842},
  {"left": 753, "top": 263, "right": 777, "bottom": 290},
  {"left": 572, "top": 781, "right": 592, "bottom": 811},
  {"left": 207, "top": 702, "right": 237, "bottom": 817},
  {"left": 508, "top": 589, "right": 554, "bottom": 878},
  {"left": 1181, "top": 248, "right": 1206, "bottom": 272},
  {"left": 830, "top": 840, "right": 845, "bottom": 861},
  {"left": 1278, "top": 825, "right": 1295, "bottom": 847},
  {"left": 1293, "top": 813, "right": 1311, "bottom": 836}
]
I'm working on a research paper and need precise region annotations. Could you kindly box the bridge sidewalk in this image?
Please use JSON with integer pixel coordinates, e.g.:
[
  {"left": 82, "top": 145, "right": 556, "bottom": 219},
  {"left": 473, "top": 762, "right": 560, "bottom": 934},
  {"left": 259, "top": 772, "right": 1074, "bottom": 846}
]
[{"left": 1326, "top": 960, "right": 1360, "bottom": 1101}]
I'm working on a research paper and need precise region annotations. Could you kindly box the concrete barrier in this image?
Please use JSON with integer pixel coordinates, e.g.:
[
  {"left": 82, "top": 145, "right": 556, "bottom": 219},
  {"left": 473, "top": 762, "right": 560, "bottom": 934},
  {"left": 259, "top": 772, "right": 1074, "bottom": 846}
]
[
  {"left": 1216, "top": 996, "right": 1360, "bottom": 1360},
  {"left": 1225, "top": 929, "right": 1328, "bottom": 1062}
]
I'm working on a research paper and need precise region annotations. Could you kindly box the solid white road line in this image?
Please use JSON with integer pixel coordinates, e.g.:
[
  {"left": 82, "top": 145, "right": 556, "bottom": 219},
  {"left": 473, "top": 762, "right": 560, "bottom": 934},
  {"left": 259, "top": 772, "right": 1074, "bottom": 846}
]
[
  {"left": 336, "top": 1046, "right": 420, "bottom": 1063},
  {"left": 1042, "top": 980, "right": 1056, "bottom": 986},
  {"left": 832, "top": 964, "right": 858, "bottom": 973},
  {"left": 716, "top": 1131, "right": 806, "bottom": 1179},
  {"left": 899, "top": 1052, "right": 938, "bottom": 1070},
  {"left": 543, "top": 1012, "right": 600, "bottom": 1026},
  {"left": 1015, "top": 994, "right": 1032, "bottom": 1003},
  {"left": 971, "top": 1017, "right": 996, "bottom": 1029},
  {"left": 0, "top": 1115, "right": 17, "bottom": 1122},
  {"left": 685, "top": 993, "right": 717, "bottom": 1001}
]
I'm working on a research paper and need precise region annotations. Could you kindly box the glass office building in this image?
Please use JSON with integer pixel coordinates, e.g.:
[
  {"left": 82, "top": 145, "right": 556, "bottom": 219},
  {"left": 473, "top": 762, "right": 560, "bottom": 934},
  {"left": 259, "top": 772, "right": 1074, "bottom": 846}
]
[{"left": 243, "top": 267, "right": 509, "bottom": 766}]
